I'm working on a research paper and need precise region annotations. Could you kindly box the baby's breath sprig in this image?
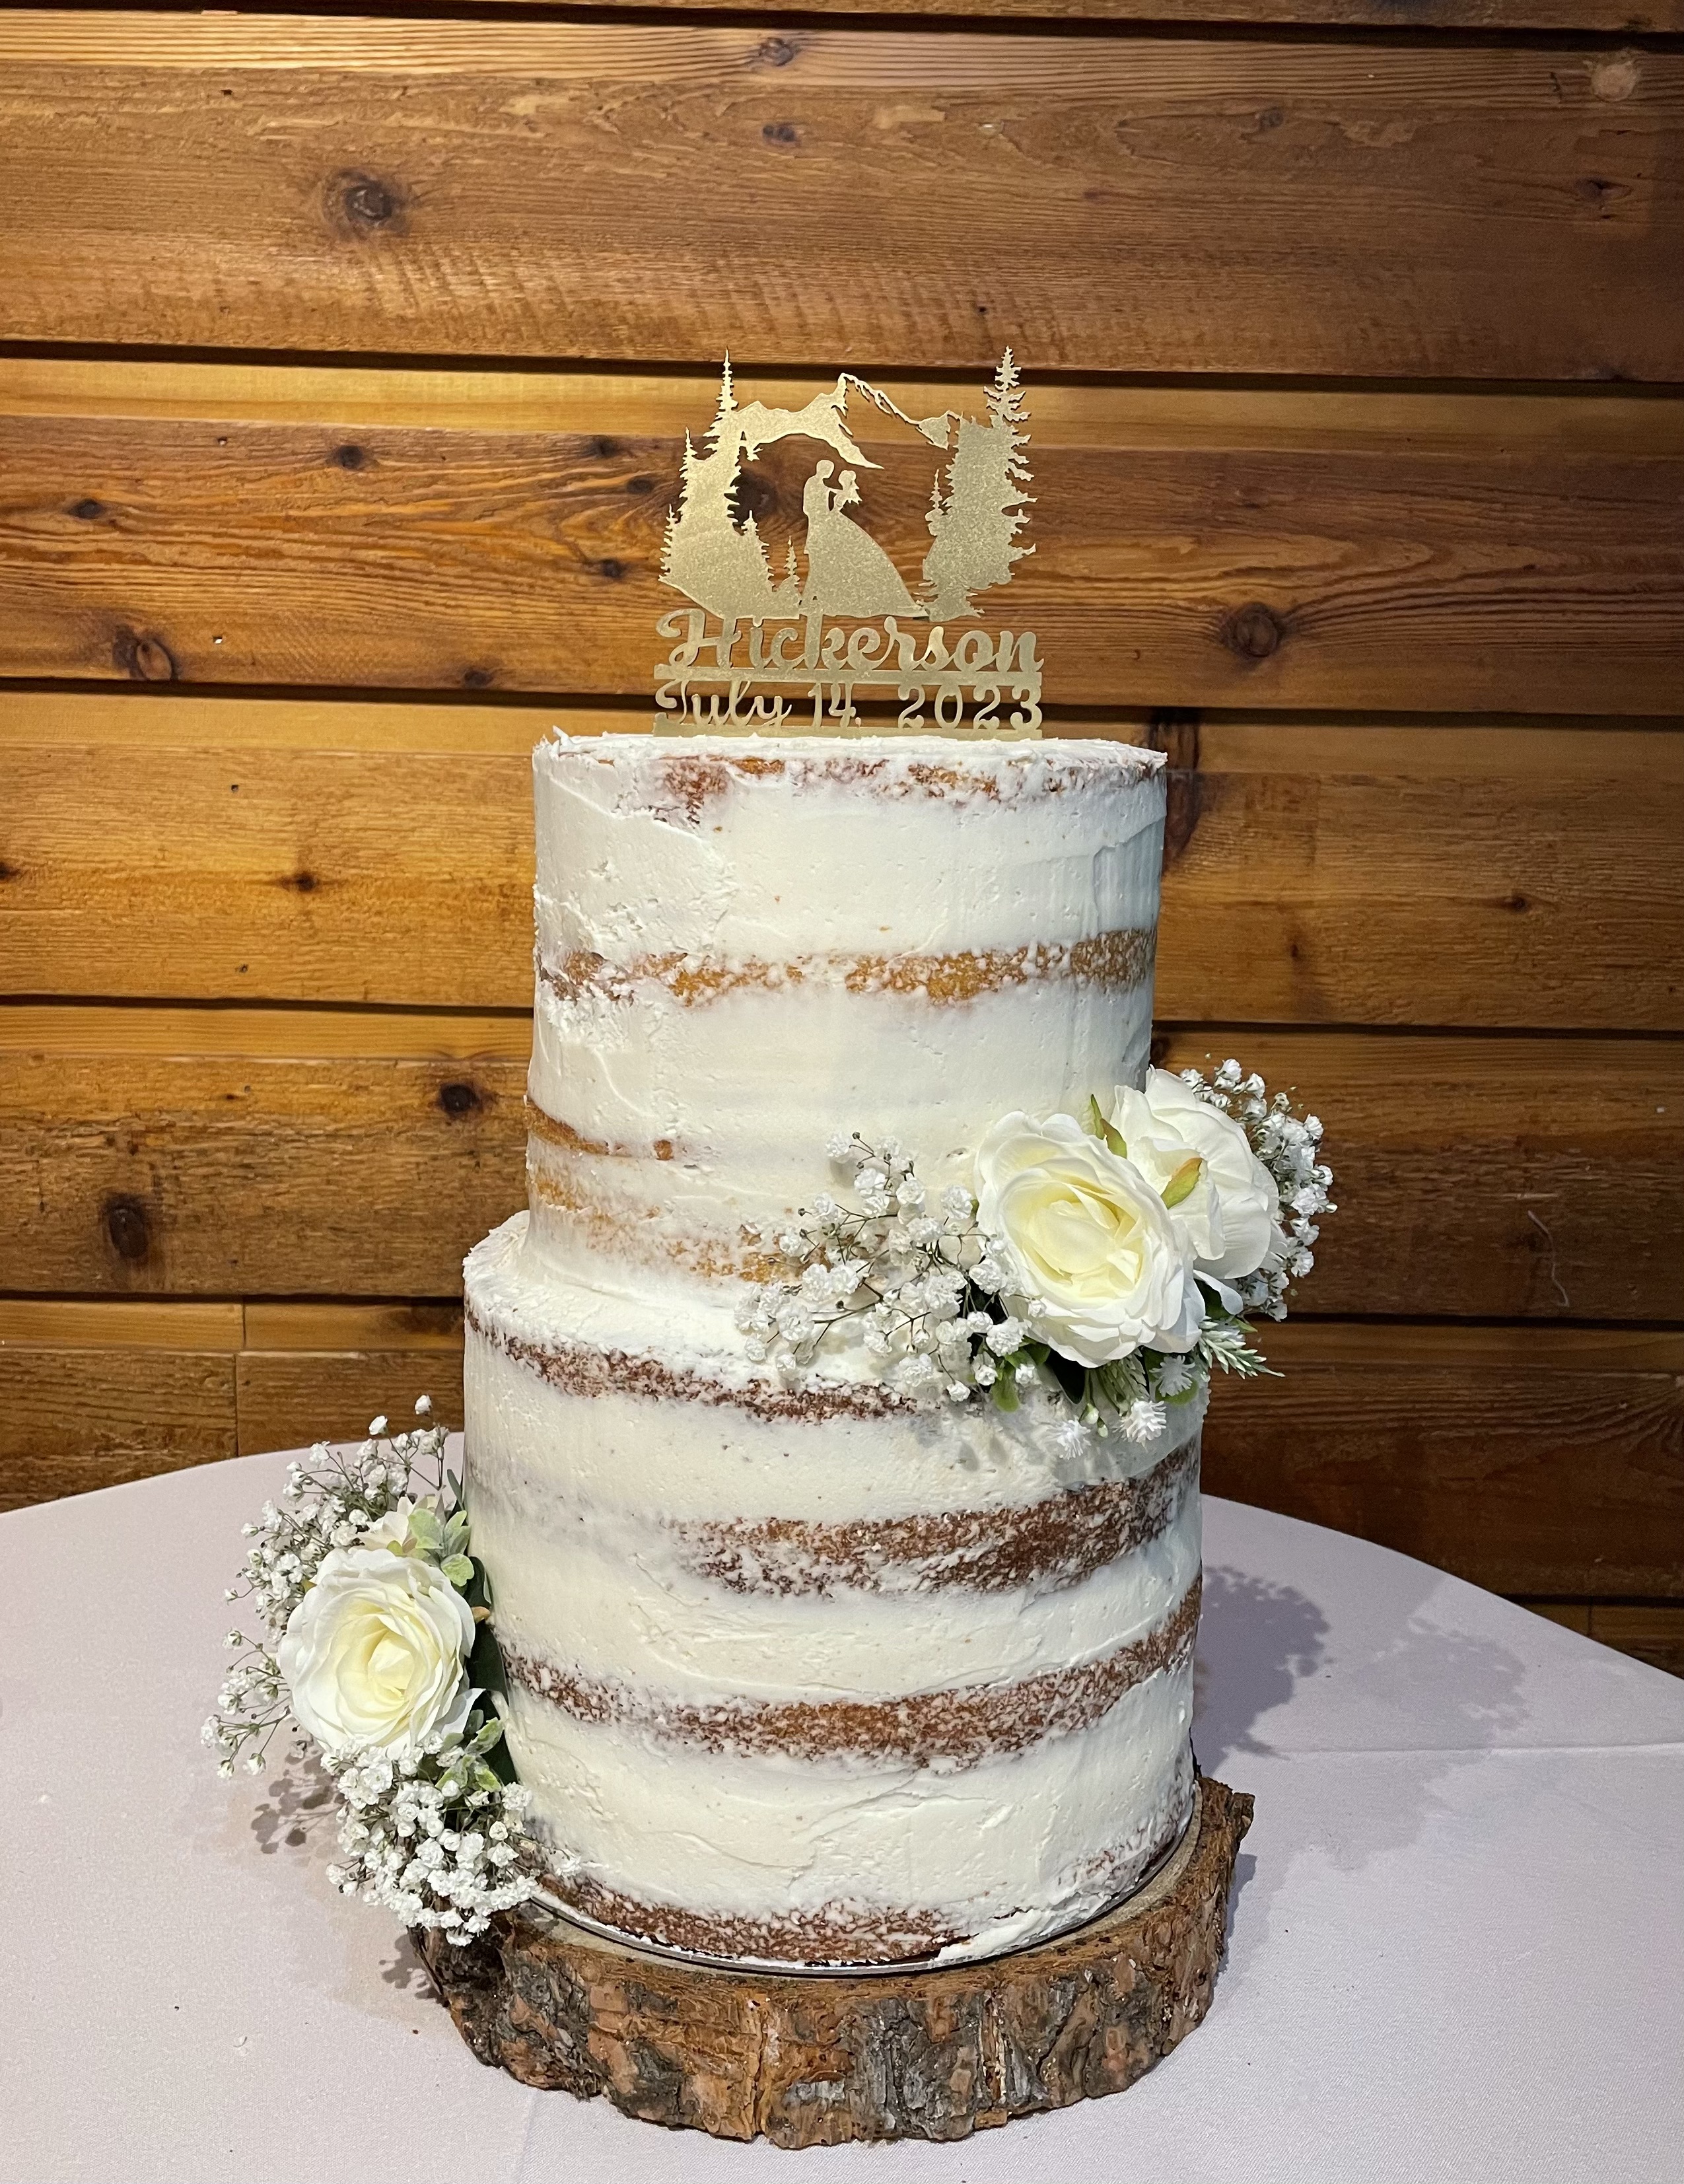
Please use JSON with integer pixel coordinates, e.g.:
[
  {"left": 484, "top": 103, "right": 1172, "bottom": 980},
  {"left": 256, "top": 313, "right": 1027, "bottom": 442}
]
[
  {"left": 323, "top": 1718, "right": 540, "bottom": 1938},
  {"left": 736, "top": 1135, "right": 1038, "bottom": 1411},
  {"left": 222, "top": 1397, "right": 448, "bottom": 1644},
  {"left": 1181, "top": 1057, "right": 1335, "bottom": 1322}
]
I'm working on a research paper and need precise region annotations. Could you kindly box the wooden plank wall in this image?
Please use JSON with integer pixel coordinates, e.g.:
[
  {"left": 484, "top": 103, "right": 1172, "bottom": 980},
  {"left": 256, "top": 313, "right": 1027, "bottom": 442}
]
[{"left": 1, "top": 8, "right": 1680, "bottom": 1674}]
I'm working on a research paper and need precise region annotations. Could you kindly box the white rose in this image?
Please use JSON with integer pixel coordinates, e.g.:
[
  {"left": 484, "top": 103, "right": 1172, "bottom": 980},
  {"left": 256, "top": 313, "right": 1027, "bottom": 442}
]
[
  {"left": 357, "top": 1497, "right": 415, "bottom": 1550},
  {"left": 1109, "top": 1069, "right": 1282, "bottom": 1286},
  {"left": 278, "top": 1547, "right": 475, "bottom": 1759},
  {"left": 973, "top": 1112, "right": 1203, "bottom": 1368}
]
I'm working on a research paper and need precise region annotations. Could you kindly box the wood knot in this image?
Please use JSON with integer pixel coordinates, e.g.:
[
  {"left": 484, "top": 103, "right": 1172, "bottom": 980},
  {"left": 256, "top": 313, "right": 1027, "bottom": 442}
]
[
  {"left": 626, "top": 474, "right": 654, "bottom": 496},
  {"left": 104, "top": 1194, "right": 151, "bottom": 1264},
  {"left": 284, "top": 870, "right": 318, "bottom": 893},
  {"left": 1220, "top": 602, "right": 1286, "bottom": 662},
  {"left": 756, "top": 35, "right": 798, "bottom": 66},
  {"left": 1502, "top": 891, "right": 1531, "bottom": 913},
  {"left": 113, "top": 627, "right": 178, "bottom": 683},
  {"left": 1574, "top": 176, "right": 1628, "bottom": 213},
  {"left": 330, "top": 170, "right": 409, "bottom": 236},
  {"left": 730, "top": 469, "right": 779, "bottom": 524},
  {"left": 69, "top": 497, "right": 106, "bottom": 520},
  {"left": 1590, "top": 55, "right": 1640, "bottom": 102},
  {"left": 439, "top": 1080, "right": 483, "bottom": 1117},
  {"left": 1254, "top": 106, "right": 1284, "bottom": 132},
  {"left": 0, "top": 859, "right": 18, "bottom": 882},
  {"left": 462, "top": 666, "right": 495, "bottom": 688},
  {"left": 763, "top": 121, "right": 800, "bottom": 147},
  {"left": 587, "top": 435, "right": 619, "bottom": 459},
  {"left": 332, "top": 443, "right": 368, "bottom": 470},
  {"left": 592, "top": 558, "right": 627, "bottom": 582}
]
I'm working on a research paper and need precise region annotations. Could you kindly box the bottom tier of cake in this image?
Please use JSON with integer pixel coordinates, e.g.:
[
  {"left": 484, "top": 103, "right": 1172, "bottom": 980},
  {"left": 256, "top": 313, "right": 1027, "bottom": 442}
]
[{"left": 464, "top": 1215, "right": 1204, "bottom": 1969}]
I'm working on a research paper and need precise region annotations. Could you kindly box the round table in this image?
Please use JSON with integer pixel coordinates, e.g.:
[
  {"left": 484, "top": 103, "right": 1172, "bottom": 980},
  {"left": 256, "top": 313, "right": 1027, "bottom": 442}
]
[{"left": 4, "top": 1447, "right": 1680, "bottom": 2183}]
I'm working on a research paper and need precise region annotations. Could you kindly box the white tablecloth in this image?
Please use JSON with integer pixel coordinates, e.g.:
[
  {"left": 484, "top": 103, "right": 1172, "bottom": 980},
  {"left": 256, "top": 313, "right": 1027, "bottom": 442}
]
[{"left": 3, "top": 1447, "right": 1681, "bottom": 2183}]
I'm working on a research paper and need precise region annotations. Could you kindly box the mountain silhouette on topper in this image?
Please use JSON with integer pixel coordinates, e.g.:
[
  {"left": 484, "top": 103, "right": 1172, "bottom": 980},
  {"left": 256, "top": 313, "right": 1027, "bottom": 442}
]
[{"left": 659, "top": 354, "right": 1034, "bottom": 629}]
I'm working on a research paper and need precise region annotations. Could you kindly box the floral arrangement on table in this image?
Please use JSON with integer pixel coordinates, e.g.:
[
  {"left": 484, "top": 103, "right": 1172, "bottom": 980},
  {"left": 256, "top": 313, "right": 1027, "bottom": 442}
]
[
  {"left": 737, "top": 1058, "right": 1335, "bottom": 1442},
  {"left": 203, "top": 1401, "right": 541, "bottom": 1942}
]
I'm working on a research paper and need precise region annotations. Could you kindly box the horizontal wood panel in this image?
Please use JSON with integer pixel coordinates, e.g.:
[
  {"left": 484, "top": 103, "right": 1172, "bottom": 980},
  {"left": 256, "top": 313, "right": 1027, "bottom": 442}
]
[
  {"left": 5, "top": 1307, "right": 1676, "bottom": 1598},
  {"left": 13, "top": 361, "right": 1684, "bottom": 452},
  {"left": 1586, "top": 1603, "right": 1684, "bottom": 1677},
  {"left": 1, "top": 17, "right": 1679, "bottom": 380},
  {"left": 0, "top": 1342, "right": 234, "bottom": 1511},
  {"left": 1520, "top": 1600, "right": 1592, "bottom": 1633},
  {"left": 242, "top": 1300, "right": 466, "bottom": 1353},
  {"left": 1516, "top": 1596, "right": 1684, "bottom": 1679},
  {"left": 2, "top": 1009, "right": 1679, "bottom": 1318},
  {"left": 0, "top": 1017, "right": 528, "bottom": 1298},
  {"left": 238, "top": 1347, "right": 466, "bottom": 1460},
  {"left": 5, "top": 691, "right": 1679, "bottom": 1028},
  {"left": 497, "top": 0, "right": 1684, "bottom": 26},
  {"left": 238, "top": 1321, "right": 1684, "bottom": 1600},
  {"left": 3, "top": 386, "right": 1681, "bottom": 715},
  {"left": 1205, "top": 1322, "right": 1684, "bottom": 1598},
  {"left": 1153, "top": 1032, "right": 1684, "bottom": 1321},
  {"left": 0, "top": 1298, "right": 243, "bottom": 1349}
]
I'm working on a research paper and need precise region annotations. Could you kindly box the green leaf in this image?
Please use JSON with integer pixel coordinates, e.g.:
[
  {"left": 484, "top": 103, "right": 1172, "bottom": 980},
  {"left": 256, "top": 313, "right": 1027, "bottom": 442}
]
[
  {"left": 441, "top": 1554, "right": 474, "bottom": 1587},
  {"left": 468, "top": 1619, "right": 509, "bottom": 1701},
  {"left": 442, "top": 1510, "right": 470, "bottom": 1551},
  {"left": 1086, "top": 1094, "right": 1127, "bottom": 1159},
  {"left": 991, "top": 1371, "right": 1020, "bottom": 1412},
  {"left": 407, "top": 1505, "right": 444, "bottom": 1551},
  {"left": 1161, "top": 1154, "right": 1203, "bottom": 1209}
]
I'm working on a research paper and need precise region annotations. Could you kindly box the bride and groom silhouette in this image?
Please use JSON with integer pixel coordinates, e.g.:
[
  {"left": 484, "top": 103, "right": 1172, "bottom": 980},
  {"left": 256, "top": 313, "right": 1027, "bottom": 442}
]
[{"left": 799, "top": 460, "right": 923, "bottom": 621}]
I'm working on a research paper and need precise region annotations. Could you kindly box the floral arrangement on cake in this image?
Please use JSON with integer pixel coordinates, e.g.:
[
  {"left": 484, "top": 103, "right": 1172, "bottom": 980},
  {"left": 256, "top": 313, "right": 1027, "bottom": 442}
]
[
  {"left": 737, "top": 1058, "right": 1334, "bottom": 1441},
  {"left": 203, "top": 1401, "right": 540, "bottom": 1942}
]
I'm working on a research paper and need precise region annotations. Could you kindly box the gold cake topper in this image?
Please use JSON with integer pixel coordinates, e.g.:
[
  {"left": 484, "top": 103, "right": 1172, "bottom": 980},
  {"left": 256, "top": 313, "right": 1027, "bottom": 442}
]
[{"left": 654, "top": 355, "right": 1041, "bottom": 738}]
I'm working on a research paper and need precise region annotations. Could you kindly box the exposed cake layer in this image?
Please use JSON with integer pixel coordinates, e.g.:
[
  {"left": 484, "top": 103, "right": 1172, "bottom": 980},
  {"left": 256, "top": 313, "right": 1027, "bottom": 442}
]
[
  {"left": 508, "top": 1667, "right": 1196, "bottom": 1968},
  {"left": 524, "top": 733, "right": 1165, "bottom": 1298},
  {"left": 464, "top": 1215, "right": 1203, "bottom": 1966}
]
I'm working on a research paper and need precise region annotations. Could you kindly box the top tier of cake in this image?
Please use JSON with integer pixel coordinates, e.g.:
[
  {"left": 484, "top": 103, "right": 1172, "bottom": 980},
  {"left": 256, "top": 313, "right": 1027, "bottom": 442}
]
[{"left": 526, "top": 734, "right": 1168, "bottom": 1306}]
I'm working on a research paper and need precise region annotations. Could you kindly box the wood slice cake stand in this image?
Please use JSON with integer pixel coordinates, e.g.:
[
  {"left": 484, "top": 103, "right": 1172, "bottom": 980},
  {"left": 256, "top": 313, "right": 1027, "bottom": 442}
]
[{"left": 416, "top": 1774, "right": 1252, "bottom": 2148}]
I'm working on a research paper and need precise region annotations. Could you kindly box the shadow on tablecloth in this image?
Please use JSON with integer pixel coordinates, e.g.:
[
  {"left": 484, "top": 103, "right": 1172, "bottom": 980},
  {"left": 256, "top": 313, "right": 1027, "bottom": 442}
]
[{"left": 1193, "top": 1554, "right": 1531, "bottom": 1930}]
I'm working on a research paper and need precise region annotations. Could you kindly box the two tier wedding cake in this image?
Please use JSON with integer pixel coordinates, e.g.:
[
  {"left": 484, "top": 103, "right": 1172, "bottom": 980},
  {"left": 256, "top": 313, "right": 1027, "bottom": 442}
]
[{"left": 462, "top": 732, "right": 1209, "bottom": 1966}]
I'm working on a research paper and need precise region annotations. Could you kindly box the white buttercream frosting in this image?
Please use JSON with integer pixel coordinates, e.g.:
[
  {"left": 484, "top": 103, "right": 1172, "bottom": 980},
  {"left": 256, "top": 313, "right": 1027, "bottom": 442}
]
[{"left": 462, "top": 732, "right": 1202, "bottom": 1967}]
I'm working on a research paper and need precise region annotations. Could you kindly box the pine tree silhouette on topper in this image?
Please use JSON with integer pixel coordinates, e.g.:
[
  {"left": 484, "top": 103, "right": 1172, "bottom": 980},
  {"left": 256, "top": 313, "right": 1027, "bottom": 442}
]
[
  {"left": 710, "top": 355, "right": 736, "bottom": 446},
  {"left": 921, "top": 350, "right": 1035, "bottom": 621}
]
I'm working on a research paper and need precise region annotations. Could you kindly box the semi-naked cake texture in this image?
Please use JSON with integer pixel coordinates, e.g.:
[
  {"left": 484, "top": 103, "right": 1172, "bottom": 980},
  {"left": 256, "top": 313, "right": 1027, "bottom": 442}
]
[{"left": 463, "top": 732, "right": 1205, "bottom": 1967}]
